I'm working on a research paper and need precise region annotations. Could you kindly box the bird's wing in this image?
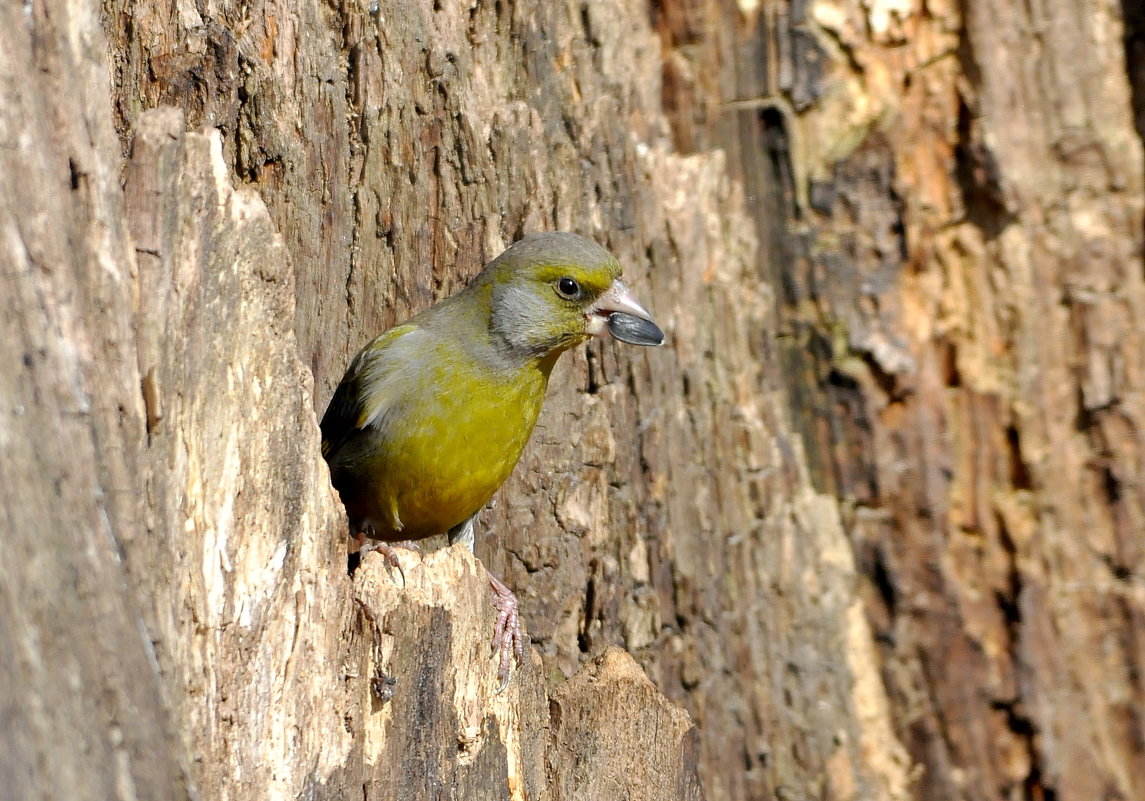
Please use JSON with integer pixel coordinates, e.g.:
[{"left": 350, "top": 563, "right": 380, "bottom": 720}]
[{"left": 320, "top": 324, "right": 423, "bottom": 459}]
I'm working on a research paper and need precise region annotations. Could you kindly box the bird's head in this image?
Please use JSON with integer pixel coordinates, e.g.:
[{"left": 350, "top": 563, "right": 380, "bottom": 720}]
[{"left": 477, "top": 232, "right": 664, "bottom": 364}]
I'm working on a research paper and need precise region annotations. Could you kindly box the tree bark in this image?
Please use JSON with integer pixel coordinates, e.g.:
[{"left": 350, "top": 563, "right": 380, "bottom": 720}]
[
  {"left": 5, "top": 0, "right": 1141, "bottom": 799},
  {"left": 656, "top": 0, "right": 1145, "bottom": 799}
]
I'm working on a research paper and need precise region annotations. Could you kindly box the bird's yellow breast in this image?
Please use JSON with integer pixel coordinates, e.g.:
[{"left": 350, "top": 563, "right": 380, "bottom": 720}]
[{"left": 333, "top": 340, "right": 552, "bottom": 541}]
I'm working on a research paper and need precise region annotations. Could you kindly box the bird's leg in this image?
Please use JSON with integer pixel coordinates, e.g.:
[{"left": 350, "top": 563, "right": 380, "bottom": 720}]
[
  {"left": 488, "top": 572, "right": 526, "bottom": 693},
  {"left": 448, "top": 515, "right": 523, "bottom": 690},
  {"left": 447, "top": 514, "right": 476, "bottom": 552}
]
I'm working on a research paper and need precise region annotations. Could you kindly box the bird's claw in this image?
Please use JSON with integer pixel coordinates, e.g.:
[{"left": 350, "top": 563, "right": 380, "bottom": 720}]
[
  {"left": 356, "top": 538, "right": 422, "bottom": 583},
  {"left": 489, "top": 573, "right": 525, "bottom": 693}
]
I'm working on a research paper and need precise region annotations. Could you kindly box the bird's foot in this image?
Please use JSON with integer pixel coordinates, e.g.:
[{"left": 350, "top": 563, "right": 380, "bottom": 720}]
[
  {"left": 354, "top": 537, "right": 422, "bottom": 581},
  {"left": 488, "top": 573, "right": 526, "bottom": 693}
]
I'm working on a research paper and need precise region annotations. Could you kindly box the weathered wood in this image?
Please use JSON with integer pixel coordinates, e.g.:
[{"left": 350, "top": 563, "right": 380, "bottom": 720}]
[
  {"left": 0, "top": 3, "right": 190, "bottom": 799},
  {"left": 348, "top": 549, "right": 553, "bottom": 801},
  {"left": 98, "top": 2, "right": 915, "bottom": 799},
  {"left": 548, "top": 647, "right": 705, "bottom": 801},
  {"left": 122, "top": 109, "right": 355, "bottom": 800},
  {"left": 657, "top": 0, "right": 1145, "bottom": 799},
  {"left": 33, "top": 0, "right": 1139, "bottom": 798}
]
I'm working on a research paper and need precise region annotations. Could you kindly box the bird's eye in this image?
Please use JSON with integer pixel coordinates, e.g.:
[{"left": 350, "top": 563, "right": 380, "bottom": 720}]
[{"left": 556, "top": 277, "right": 582, "bottom": 300}]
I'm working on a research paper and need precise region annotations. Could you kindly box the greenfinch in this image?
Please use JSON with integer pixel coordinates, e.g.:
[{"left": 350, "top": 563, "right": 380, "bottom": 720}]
[{"left": 321, "top": 232, "right": 663, "bottom": 686}]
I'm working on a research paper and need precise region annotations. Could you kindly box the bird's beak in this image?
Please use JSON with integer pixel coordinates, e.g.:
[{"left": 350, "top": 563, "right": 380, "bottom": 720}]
[{"left": 586, "top": 280, "right": 665, "bottom": 347}]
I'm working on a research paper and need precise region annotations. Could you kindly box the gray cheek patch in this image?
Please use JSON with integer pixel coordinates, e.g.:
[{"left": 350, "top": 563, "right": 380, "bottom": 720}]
[{"left": 607, "top": 312, "right": 665, "bottom": 347}]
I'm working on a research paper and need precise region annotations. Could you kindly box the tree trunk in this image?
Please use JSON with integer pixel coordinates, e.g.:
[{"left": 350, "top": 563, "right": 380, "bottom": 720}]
[
  {"left": 3, "top": 0, "right": 1142, "bottom": 800},
  {"left": 656, "top": 0, "right": 1145, "bottom": 799}
]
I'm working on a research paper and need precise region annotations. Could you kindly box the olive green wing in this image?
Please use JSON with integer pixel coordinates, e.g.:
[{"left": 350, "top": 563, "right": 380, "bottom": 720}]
[{"left": 320, "top": 324, "right": 424, "bottom": 460}]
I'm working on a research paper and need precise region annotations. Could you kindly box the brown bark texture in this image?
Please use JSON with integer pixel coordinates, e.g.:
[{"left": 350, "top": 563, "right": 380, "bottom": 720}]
[
  {"left": 1, "top": 0, "right": 1141, "bottom": 800},
  {"left": 655, "top": 0, "right": 1145, "bottom": 799}
]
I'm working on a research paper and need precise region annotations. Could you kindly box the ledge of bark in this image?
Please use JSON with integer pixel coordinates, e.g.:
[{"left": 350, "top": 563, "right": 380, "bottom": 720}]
[{"left": 346, "top": 548, "right": 705, "bottom": 800}]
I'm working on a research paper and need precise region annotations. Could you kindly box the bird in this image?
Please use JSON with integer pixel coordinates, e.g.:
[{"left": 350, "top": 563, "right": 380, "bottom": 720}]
[{"left": 320, "top": 232, "right": 664, "bottom": 688}]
